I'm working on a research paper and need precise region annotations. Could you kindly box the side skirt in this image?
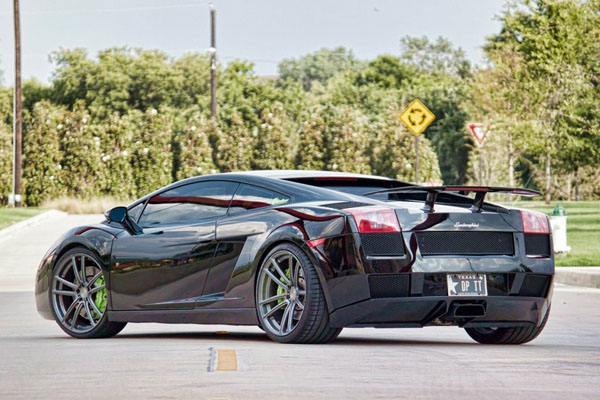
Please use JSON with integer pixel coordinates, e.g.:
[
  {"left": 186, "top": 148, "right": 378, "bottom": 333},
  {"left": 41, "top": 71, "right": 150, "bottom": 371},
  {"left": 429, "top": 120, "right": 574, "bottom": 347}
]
[{"left": 108, "top": 308, "right": 258, "bottom": 325}]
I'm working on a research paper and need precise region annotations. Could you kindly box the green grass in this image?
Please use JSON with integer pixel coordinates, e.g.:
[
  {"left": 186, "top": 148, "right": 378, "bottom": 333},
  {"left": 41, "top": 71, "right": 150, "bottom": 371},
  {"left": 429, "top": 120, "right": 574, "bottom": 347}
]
[
  {"left": 504, "top": 200, "right": 600, "bottom": 267},
  {"left": 0, "top": 208, "right": 42, "bottom": 230}
]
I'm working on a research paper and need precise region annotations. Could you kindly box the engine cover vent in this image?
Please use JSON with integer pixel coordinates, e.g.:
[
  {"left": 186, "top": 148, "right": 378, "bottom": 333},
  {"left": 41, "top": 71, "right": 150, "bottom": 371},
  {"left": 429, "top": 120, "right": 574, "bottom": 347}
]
[{"left": 416, "top": 231, "right": 514, "bottom": 256}]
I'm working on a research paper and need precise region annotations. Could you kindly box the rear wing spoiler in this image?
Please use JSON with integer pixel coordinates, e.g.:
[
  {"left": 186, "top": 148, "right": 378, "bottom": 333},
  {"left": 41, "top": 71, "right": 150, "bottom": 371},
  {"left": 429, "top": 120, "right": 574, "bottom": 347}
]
[{"left": 364, "top": 185, "right": 541, "bottom": 213}]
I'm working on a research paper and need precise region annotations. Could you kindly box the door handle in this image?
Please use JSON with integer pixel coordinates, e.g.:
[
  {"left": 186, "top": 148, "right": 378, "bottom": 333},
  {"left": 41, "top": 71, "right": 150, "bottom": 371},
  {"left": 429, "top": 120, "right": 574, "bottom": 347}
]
[{"left": 151, "top": 231, "right": 164, "bottom": 235}]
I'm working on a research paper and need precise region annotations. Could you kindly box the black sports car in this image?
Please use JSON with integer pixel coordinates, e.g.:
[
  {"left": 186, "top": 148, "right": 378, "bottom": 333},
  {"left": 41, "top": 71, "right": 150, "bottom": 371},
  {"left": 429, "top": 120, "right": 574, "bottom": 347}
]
[{"left": 35, "top": 170, "right": 554, "bottom": 344}]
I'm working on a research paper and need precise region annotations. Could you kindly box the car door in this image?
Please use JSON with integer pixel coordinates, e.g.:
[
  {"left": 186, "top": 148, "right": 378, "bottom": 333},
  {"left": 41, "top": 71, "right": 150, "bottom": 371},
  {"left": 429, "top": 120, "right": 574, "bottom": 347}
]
[
  {"left": 109, "top": 180, "right": 239, "bottom": 310},
  {"left": 198, "top": 184, "right": 290, "bottom": 307}
]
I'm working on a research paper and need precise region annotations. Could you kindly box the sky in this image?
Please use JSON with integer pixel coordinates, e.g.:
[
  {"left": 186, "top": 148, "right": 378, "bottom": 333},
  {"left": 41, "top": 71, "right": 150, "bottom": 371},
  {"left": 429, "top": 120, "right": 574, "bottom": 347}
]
[{"left": 0, "top": 0, "right": 507, "bottom": 85}]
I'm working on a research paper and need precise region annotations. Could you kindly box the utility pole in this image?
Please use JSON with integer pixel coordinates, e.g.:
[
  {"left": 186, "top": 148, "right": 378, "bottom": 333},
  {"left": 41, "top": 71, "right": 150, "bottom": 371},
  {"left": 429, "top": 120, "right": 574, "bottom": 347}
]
[
  {"left": 12, "top": 0, "right": 22, "bottom": 207},
  {"left": 209, "top": 4, "right": 217, "bottom": 120}
]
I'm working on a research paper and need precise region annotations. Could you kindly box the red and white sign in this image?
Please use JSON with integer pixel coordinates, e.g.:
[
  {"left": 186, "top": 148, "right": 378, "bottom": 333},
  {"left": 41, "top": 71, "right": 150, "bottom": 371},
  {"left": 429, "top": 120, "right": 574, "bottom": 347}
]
[{"left": 467, "top": 123, "right": 488, "bottom": 147}]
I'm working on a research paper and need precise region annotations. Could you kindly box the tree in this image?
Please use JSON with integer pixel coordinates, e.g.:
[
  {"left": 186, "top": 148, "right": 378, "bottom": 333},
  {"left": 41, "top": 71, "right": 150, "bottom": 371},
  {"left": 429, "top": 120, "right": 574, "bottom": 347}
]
[
  {"left": 400, "top": 36, "right": 471, "bottom": 78},
  {"left": 332, "top": 51, "right": 465, "bottom": 183},
  {"left": 49, "top": 48, "right": 213, "bottom": 117},
  {"left": 172, "top": 53, "right": 211, "bottom": 108},
  {"left": 484, "top": 0, "right": 600, "bottom": 203},
  {"left": 369, "top": 107, "right": 441, "bottom": 183},
  {"left": 22, "top": 79, "right": 51, "bottom": 114},
  {"left": 50, "top": 48, "right": 96, "bottom": 109},
  {"left": 355, "top": 55, "right": 417, "bottom": 90},
  {"left": 279, "top": 47, "right": 364, "bottom": 90},
  {"left": 466, "top": 45, "right": 530, "bottom": 188}
]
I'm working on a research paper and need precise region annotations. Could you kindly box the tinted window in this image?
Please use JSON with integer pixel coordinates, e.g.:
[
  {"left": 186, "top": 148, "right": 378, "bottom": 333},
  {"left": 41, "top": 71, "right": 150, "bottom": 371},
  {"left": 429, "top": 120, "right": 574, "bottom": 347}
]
[
  {"left": 139, "top": 181, "right": 238, "bottom": 226},
  {"left": 228, "top": 184, "right": 290, "bottom": 214},
  {"left": 320, "top": 185, "right": 390, "bottom": 200}
]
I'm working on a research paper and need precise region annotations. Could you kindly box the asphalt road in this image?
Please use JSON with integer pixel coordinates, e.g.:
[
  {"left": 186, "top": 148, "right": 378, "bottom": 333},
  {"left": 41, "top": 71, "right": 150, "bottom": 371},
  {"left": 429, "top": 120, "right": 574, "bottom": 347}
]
[{"left": 1, "top": 213, "right": 599, "bottom": 400}]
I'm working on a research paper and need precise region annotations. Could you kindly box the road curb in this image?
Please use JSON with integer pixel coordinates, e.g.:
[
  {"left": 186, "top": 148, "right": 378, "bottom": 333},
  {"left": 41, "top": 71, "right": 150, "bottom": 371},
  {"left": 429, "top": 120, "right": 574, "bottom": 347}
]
[
  {"left": 555, "top": 267, "right": 600, "bottom": 289},
  {"left": 0, "top": 209, "right": 67, "bottom": 242}
]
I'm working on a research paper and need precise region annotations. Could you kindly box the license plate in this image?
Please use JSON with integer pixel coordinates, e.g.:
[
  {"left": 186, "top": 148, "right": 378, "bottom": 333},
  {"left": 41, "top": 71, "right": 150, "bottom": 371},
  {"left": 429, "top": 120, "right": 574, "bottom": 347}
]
[{"left": 447, "top": 274, "right": 487, "bottom": 296}]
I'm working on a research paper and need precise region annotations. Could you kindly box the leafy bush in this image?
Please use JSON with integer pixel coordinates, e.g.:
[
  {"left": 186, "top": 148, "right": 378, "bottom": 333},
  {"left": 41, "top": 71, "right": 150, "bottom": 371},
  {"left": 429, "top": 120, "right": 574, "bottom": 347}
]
[
  {"left": 175, "top": 109, "right": 217, "bottom": 180},
  {"left": 22, "top": 101, "right": 66, "bottom": 205},
  {"left": 252, "top": 103, "right": 293, "bottom": 170},
  {"left": 129, "top": 109, "right": 174, "bottom": 195},
  {"left": 1, "top": 46, "right": 448, "bottom": 207},
  {"left": 60, "top": 102, "right": 106, "bottom": 198},
  {"left": 0, "top": 121, "right": 12, "bottom": 203},
  {"left": 95, "top": 112, "right": 136, "bottom": 198},
  {"left": 215, "top": 111, "right": 253, "bottom": 172}
]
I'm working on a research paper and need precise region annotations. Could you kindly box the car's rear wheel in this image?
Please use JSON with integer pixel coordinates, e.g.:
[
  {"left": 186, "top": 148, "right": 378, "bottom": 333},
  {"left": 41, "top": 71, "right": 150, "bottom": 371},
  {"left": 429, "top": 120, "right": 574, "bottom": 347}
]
[
  {"left": 256, "top": 243, "right": 341, "bottom": 344},
  {"left": 50, "top": 248, "right": 126, "bottom": 339},
  {"left": 464, "top": 306, "right": 550, "bottom": 345}
]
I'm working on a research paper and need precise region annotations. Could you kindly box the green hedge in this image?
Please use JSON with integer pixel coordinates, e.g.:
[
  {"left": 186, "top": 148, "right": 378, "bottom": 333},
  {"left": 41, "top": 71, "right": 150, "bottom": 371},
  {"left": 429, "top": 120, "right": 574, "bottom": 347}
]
[
  {"left": 0, "top": 49, "right": 444, "bottom": 206},
  {"left": 4, "top": 101, "right": 442, "bottom": 206}
]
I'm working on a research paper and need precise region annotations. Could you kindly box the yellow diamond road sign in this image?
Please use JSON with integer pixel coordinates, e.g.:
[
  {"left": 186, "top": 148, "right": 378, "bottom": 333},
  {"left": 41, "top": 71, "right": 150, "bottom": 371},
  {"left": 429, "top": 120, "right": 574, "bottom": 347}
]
[{"left": 399, "top": 99, "right": 435, "bottom": 136}]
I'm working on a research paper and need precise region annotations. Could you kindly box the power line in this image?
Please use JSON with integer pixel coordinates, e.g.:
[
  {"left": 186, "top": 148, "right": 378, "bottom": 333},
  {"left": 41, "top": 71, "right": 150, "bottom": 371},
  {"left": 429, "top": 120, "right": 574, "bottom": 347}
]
[{"left": 0, "top": 3, "right": 212, "bottom": 17}]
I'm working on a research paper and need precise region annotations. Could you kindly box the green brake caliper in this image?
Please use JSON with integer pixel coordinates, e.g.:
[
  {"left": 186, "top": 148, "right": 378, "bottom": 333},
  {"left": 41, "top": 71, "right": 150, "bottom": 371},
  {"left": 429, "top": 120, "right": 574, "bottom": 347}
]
[
  {"left": 92, "top": 276, "right": 107, "bottom": 319},
  {"left": 276, "top": 268, "right": 291, "bottom": 304}
]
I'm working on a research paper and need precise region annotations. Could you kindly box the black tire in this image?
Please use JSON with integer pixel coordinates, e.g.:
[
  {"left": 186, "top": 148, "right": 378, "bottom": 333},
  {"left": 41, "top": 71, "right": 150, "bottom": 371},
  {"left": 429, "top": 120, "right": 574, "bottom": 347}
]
[
  {"left": 255, "top": 242, "right": 340, "bottom": 344},
  {"left": 464, "top": 305, "right": 551, "bottom": 345},
  {"left": 50, "top": 247, "right": 127, "bottom": 339}
]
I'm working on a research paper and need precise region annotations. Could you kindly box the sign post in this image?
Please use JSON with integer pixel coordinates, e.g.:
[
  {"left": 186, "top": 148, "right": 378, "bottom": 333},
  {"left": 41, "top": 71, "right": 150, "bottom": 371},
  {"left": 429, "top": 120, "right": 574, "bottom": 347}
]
[{"left": 399, "top": 99, "right": 435, "bottom": 184}]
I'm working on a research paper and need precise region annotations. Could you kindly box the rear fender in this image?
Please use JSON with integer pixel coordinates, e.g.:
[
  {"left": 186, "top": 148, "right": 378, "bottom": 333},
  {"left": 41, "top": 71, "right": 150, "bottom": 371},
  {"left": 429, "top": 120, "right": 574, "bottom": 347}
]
[{"left": 257, "top": 223, "right": 337, "bottom": 314}]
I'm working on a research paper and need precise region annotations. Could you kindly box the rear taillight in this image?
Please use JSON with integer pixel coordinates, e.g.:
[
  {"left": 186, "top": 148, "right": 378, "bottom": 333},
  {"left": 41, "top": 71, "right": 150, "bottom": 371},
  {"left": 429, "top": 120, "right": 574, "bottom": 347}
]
[
  {"left": 345, "top": 206, "right": 401, "bottom": 233},
  {"left": 521, "top": 210, "right": 550, "bottom": 234}
]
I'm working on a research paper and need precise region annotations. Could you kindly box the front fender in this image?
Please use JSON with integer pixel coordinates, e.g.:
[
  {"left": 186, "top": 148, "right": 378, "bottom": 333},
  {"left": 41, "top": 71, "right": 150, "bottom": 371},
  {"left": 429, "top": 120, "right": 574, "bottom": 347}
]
[{"left": 35, "top": 226, "right": 116, "bottom": 320}]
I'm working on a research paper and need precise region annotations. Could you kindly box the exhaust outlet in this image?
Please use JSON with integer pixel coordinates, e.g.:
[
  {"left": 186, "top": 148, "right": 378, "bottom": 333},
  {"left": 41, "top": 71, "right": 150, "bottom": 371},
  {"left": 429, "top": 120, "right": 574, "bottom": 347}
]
[{"left": 453, "top": 304, "right": 486, "bottom": 317}]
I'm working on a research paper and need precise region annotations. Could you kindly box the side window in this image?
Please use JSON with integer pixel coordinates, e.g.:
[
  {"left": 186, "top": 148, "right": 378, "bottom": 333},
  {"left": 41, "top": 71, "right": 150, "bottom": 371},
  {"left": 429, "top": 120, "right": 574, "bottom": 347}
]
[
  {"left": 228, "top": 184, "right": 290, "bottom": 215},
  {"left": 138, "top": 181, "right": 238, "bottom": 227},
  {"left": 127, "top": 202, "right": 145, "bottom": 222}
]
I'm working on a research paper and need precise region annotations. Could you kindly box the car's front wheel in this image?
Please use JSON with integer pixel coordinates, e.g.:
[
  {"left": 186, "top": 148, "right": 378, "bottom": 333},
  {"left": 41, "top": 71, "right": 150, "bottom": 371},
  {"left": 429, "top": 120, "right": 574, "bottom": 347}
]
[
  {"left": 464, "top": 306, "right": 550, "bottom": 345},
  {"left": 50, "top": 247, "right": 126, "bottom": 339},
  {"left": 256, "top": 243, "right": 341, "bottom": 344}
]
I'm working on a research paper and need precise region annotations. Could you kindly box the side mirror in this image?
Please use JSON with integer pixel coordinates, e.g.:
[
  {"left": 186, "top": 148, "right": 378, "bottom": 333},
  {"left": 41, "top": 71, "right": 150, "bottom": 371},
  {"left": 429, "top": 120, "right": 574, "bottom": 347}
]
[
  {"left": 106, "top": 206, "right": 128, "bottom": 224},
  {"left": 105, "top": 206, "right": 143, "bottom": 235}
]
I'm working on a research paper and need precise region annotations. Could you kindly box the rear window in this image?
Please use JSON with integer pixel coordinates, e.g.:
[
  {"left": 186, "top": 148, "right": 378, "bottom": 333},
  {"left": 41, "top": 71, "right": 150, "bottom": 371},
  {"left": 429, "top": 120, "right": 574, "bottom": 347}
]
[
  {"left": 317, "top": 185, "right": 390, "bottom": 200},
  {"left": 285, "top": 177, "right": 397, "bottom": 200}
]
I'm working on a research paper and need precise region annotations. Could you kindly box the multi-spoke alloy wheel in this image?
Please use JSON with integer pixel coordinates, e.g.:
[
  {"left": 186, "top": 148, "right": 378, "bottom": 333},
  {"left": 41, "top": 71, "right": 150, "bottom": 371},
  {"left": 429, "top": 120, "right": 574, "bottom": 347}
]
[
  {"left": 257, "top": 249, "right": 306, "bottom": 336},
  {"left": 255, "top": 243, "right": 342, "bottom": 344},
  {"left": 50, "top": 248, "right": 126, "bottom": 339}
]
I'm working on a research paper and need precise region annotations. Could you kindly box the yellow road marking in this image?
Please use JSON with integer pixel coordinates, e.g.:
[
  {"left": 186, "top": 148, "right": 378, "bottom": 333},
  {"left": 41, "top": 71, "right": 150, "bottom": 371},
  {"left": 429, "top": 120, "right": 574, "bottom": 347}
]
[{"left": 216, "top": 349, "right": 237, "bottom": 371}]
